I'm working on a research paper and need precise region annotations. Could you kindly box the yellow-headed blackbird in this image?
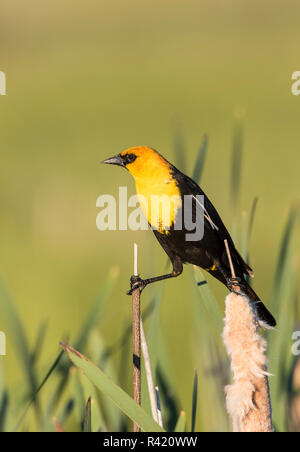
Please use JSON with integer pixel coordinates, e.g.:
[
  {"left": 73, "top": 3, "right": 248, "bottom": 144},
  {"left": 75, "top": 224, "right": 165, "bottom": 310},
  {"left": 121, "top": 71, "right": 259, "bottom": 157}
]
[{"left": 102, "top": 146, "right": 276, "bottom": 328}]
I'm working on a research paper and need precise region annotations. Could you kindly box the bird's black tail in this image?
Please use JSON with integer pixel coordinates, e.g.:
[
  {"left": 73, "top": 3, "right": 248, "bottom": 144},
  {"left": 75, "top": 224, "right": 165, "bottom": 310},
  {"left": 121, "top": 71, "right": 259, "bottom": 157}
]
[
  {"left": 243, "top": 283, "right": 276, "bottom": 328},
  {"left": 208, "top": 267, "right": 276, "bottom": 328}
]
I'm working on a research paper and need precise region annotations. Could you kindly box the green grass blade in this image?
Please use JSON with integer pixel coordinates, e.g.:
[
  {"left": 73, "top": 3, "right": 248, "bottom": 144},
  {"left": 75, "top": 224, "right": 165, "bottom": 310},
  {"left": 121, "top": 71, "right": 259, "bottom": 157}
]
[
  {"left": 174, "top": 411, "right": 186, "bottom": 432},
  {"left": 0, "top": 278, "right": 37, "bottom": 399},
  {"left": 89, "top": 329, "right": 122, "bottom": 432},
  {"left": 0, "top": 358, "right": 7, "bottom": 432},
  {"left": 0, "top": 358, "right": 5, "bottom": 404},
  {"left": 248, "top": 197, "right": 259, "bottom": 243},
  {"left": 45, "top": 398, "right": 74, "bottom": 432},
  {"left": 146, "top": 288, "right": 164, "bottom": 383},
  {"left": 15, "top": 350, "right": 64, "bottom": 431},
  {"left": 269, "top": 268, "right": 295, "bottom": 432},
  {"left": 34, "top": 351, "right": 65, "bottom": 398},
  {"left": 173, "top": 128, "right": 186, "bottom": 172},
  {"left": 269, "top": 207, "right": 297, "bottom": 318},
  {"left": 141, "top": 290, "right": 164, "bottom": 418},
  {"left": 69, "top": 366, "right": 85, "bottom": 426},
  {"left": 241, "top": 197, "right": 259, "bottom": 269},
  {"left": 145, "top": 286, "right": 181, "bottom": 432},
  {"left": 156, "top": 366, "right": 180, "bottom": 433},
  {"left": 0, "top": 390, "right": 8, "bottom": 432},
  {"left": 192, "top": 267, "right": 223, "bottom": 334},
  {"left": 241, "top": 211, "right": 248, "bottom": 262},
  {"left": 52, "top": 269, "right": 119, "bottom": 409},
  {"left": 191, "top": 369, "right": 198, "bottom": 432},
  {"left": 30, "top": 321, "right": 48, "bottom": 366},
  {"left": 230, "top": 120, "right": 243, "bottom": 209},
  {"left": 191, "top": 267, "right": 230, "bottom": 431},
  {"left": 75, "top": 268, "right": 119, "bottom": 350},
  {"left": 77, "top": 365, "right": 106, "bottom": 432},
  {"left": 61, "top": 343, "right": 164, "bottom": 432},
  {"left": 83, "top": 397, "right": 92, "bottom": 432},
  {"left": 192, "top": 134, "right": 208, "bottom": 184},
  {"left": 57, "top": 399, "right": 74, "bottom": 427},
  {"left": 267, "top": 207, "right": 298, "bottom": 431}
]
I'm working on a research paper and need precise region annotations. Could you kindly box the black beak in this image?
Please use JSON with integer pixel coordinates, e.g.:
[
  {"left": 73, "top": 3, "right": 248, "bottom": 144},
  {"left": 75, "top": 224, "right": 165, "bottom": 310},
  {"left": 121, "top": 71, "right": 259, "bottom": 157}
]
[{"left": 101, "top": 154, "right": 125, "bottom": 167}]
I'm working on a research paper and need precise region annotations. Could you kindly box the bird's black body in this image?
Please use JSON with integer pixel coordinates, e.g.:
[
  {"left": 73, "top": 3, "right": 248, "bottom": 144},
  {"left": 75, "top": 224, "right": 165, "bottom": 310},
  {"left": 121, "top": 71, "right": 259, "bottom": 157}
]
[{"left": 152, "top": 165, "right": 276, "bottom": 328}]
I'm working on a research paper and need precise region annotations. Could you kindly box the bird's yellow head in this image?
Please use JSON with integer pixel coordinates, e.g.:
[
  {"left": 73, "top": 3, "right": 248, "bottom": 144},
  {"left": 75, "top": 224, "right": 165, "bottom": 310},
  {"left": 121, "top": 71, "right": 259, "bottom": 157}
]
[
  {"left": 102, "top": 146, "right": 171, "bottom": 181},
  {"left": 102, "top": 146, "right": 181, "bottom": 232}
]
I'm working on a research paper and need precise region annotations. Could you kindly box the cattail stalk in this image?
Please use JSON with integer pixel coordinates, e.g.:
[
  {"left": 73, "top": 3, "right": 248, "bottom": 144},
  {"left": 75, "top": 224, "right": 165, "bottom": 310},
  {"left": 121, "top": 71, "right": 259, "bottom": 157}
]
[
  {"left": 223, "top": 240, "right": 273, "bottom": 432},
  {"left": 132, "top": 243, "right": 141, "bottom": 432},
  {"left": 131, "top": 243, "right": 163, "bottom": 430}
]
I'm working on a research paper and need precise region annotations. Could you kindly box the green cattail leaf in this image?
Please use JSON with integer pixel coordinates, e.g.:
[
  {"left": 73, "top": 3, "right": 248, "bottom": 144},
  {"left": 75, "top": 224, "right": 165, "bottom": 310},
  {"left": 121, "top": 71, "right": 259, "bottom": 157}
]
[
  {"left": 269, "top": 207, "right": 297, "bottom": 318},
  {"left": 192, "top": 267, "right": 223, "bottom": 334},
  {"left": 173, "top": 128, "right": 186, "bottom": 172},
  {"left": 147, "top": 288, "right": 164, "bottom": 382},
  {"left": 75, "top": 268, "right": 119, "bottom": 350},
  {"left": 230, "top": 120, "right": 243, "bottom": 208},
  {"left": 241, "top": 197, "right": 259, "bottom": 271},
  {"left": 69, "top": 366, "right": 85, "bottom": 426},
  {"left": 192, "top": 134, "right": 208, "bottom": 184},
  {"left": 191, "top": 370, "right": 198, "bottom": 432},
  {"left": 52, "top": 269, "right": 119, "bottom": 409},
  {"left": 89, "top": 329, "right": 123, "bottom": 432},
  {"left": 77, "top": 365, "right": 106, "bottom": 432},
  {"left": 57, "top": 399, "right": 74, "bottom": 427},
  {"left": 267, "top": 207, "right": 298, "bottom": 432},
  {"left": 248, "top": 197, "right": 259, "bottom": 243},
  {"left": 61, "top": 343, "right": 164, "bottom": 432},
  {"left": 15, "top": 350, "right": 64, "bottom": 431},
  {"left": 83, "top": 397, "right": 92, "bottom": 433},
  {"left": 30, "top": 321, "right": 48, "bottom": 366},
  {"left": 0, "top": 388, "right": 8, "bottom": 432},
  {"left": 174, "top": 411, "right": 186, "bottom": 432},
  {"left": 0, "top": 279, "right": 37, "bottom": 399}
]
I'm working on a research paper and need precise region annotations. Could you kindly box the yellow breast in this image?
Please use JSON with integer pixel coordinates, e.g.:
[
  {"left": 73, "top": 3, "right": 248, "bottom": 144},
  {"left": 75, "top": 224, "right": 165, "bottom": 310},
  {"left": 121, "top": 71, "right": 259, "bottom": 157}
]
[{"left": 135, "top": 177, "right": 182, "bottom": 233}]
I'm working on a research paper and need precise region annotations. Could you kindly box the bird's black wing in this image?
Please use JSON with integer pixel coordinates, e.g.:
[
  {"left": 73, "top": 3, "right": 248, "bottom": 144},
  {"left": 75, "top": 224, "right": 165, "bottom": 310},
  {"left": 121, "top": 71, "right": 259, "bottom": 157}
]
[{"left": 172, "top": 168, "right": 254, "bottom": 277}]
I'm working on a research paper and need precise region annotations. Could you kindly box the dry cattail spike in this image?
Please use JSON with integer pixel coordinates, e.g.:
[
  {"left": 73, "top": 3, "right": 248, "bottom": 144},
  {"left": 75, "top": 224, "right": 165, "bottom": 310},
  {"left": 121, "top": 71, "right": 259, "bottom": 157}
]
[
  {"left": 288, "top": 357, "right": 300, "bottom": 431},
  {"left": 223, "top": 240, "right": 273, "bottom": 432}
]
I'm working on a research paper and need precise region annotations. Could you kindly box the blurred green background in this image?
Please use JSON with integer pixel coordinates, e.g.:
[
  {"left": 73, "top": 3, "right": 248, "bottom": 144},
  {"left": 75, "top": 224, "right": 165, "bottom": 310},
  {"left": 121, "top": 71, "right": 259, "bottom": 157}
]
[{"left": 0, "top": 0, "right": 299, "bottom": 431}]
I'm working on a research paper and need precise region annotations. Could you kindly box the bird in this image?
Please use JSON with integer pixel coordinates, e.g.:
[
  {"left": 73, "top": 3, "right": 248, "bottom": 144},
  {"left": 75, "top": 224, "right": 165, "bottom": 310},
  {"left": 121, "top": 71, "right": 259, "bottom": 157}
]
[{"left": 102, "top": 146, "right": 276, "bottom": 328}]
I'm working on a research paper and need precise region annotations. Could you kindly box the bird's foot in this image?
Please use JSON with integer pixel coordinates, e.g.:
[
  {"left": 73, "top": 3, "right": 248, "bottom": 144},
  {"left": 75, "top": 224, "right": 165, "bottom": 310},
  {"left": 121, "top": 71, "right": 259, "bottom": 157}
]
[
  {"left": 227, "top": 277, "right": 247, "bottom": 296},
  {"left": 126, "top": 275, "right": 147, "bottom": 295}
]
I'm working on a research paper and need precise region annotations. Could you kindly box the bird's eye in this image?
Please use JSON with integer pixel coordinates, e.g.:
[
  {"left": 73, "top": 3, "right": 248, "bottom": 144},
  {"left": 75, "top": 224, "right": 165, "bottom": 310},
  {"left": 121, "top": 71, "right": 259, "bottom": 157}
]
[{"left": 126, "top": 153, "right": 137, "bottom": 164}]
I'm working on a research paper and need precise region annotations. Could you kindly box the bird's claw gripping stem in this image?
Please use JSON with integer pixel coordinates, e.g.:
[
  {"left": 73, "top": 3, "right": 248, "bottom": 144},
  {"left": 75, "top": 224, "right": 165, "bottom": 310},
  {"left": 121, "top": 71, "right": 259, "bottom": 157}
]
[
  {"left": 227, "top": 276, "right": 247, "bottom": 296},
  {"left": 126, "top": 275, "right": 147, "bottom": 295}
]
